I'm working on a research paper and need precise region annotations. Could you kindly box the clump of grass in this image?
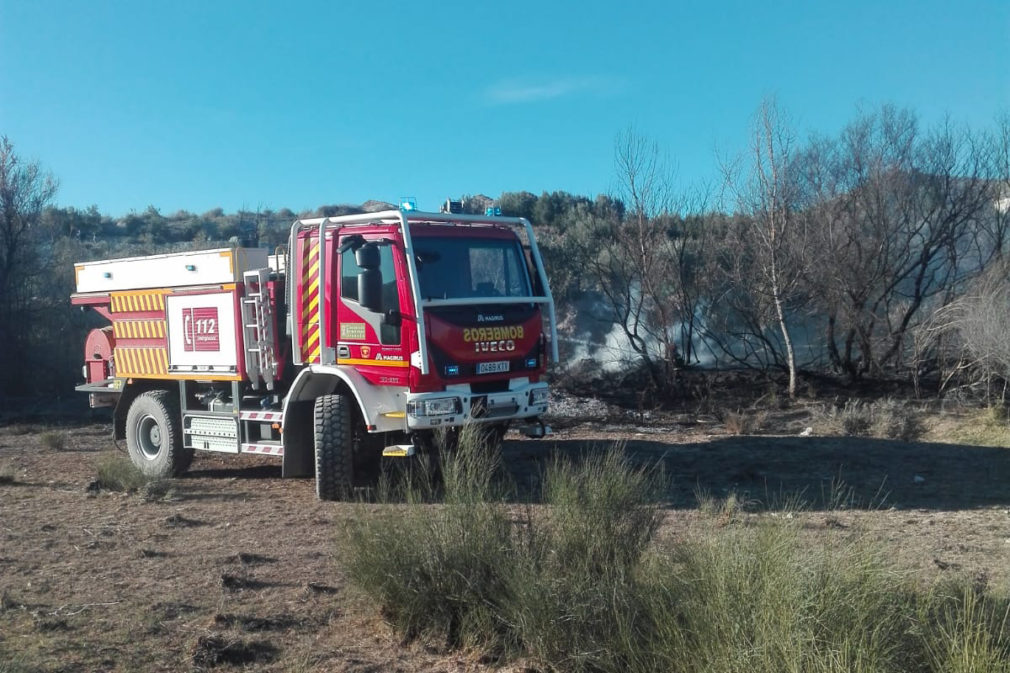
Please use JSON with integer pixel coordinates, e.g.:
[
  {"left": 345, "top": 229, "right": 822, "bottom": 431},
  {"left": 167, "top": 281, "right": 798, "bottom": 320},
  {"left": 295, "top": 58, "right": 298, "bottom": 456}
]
[
  {"left": 870, "top": 397, "right": 924, "bottom": 441},
  {"left": 504, "top": 449, "right": 664, "bottom": 668},
  {"left": 635, "top": 522, "right": 926, "bottom": 673},
  {"left": 723, "top": 410, "right": 767, "bottom": 435},
  {"left": 695, "top": 487, "right": 751, "bottom": 525},
  {"left": 343, "top": 424, "right": 515, "bottom": 648},
  {"left": 923, "top": 579, "right": 1010, "bottom": 673},
  {"left": 950, "top": 405, "right": 1010, "bottom": 447},
  {"left": 0, "top": 654, "right": 40, "bottom": 673},
  {"left": 817, "top": 398, "right": 923, "bottom": 441},
  {"left": 342, "top": 428, "right": 1009, "bottom": 673},
  {"left": 94, "top": 454, "right": 150, "bottom": 492},
  {"left": 39, "top": 430, "right": 66, "bottom": 451},
  {"left": 343, "top": 430, "right": 664, "bottom": 659},
  {"left": 0, "top": 461, "right": 16, "bottom": 485}
]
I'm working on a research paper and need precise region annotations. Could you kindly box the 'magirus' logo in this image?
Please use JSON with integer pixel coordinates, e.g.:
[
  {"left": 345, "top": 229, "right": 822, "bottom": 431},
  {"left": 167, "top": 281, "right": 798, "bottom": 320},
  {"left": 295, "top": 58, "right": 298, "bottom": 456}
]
[{"left": 477, "top": 313, "right": 504, "bottom": 323}]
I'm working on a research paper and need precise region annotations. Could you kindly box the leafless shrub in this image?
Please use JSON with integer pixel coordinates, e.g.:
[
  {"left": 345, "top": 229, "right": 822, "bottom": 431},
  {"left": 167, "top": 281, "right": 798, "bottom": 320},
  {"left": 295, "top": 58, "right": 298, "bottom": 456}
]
[
  {"left": 869, "top": 398, "right": 924, "bottom": 441},
  {"left": 817, "top": 398, "right": 923, "bottom": 440},
  {"left": 924, "top": 259, "right": 1010, "bottom": 403}
]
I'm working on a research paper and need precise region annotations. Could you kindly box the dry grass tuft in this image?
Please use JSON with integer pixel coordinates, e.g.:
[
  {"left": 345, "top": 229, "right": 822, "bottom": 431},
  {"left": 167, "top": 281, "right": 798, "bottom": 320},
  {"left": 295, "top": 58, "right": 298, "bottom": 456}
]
[
  {"left": 816, "top": 398, "right": 924, "bottom": 441},
  {"left": 39, "top": 430, "right": 66, "bottom": 451},
  {"left": 0, "top": 461, "right": 16, "bottom": 485},
  {"left": 94, "top": 454, "right": 149, "bottom": 492}
]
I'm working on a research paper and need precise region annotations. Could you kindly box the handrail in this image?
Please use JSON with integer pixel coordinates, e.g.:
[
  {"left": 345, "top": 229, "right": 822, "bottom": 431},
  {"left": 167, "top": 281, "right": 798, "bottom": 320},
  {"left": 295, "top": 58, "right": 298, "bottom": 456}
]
[
  {"left": 285, "top": 210, "right": 560, "bottom": 373},
  {"left": 397, "top": 210, "right": 430, "bottom": 375}
]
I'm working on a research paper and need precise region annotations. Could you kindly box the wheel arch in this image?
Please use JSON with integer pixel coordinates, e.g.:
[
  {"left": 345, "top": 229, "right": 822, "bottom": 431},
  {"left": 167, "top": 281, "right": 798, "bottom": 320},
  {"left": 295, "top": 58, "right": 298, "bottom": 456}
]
[
  {"left": 281, "top": 365, "right": 407, "bottom": 478},
  {"left": 281, "top": 367, "right": 364, "bottom": 478}
]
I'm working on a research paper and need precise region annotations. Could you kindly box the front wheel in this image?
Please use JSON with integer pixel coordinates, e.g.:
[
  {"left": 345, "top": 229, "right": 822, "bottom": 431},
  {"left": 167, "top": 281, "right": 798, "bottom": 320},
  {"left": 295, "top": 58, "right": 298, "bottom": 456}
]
[
  {"left": 125, "top": 390, "right": 191, "bottom": 478},
  {"left": 313, "top": 394, "right": 355, "bottom": 501}
]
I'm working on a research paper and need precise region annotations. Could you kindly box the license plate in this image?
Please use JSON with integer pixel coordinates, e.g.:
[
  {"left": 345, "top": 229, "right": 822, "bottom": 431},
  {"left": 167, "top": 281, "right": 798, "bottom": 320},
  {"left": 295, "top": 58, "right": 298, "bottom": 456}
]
[{"left": 476, "top": 360, "right": 509, "bottom": 375}]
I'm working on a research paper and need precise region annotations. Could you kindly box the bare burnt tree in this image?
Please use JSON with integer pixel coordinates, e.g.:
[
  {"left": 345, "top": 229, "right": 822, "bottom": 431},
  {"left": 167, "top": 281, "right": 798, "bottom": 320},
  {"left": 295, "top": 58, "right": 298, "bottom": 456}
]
[
  {"left": 798, "top": 107, "right": 998, "bottom": 380},
  {"left": 0, "top": 137, "right": 58, "bottom": 399},
  {"left": 715, "top": 98, "right": 806, "bottom": 397},
  {"left": 572, "top": 128, "right": 708, "bottom": 392},
  {"left": 979, "top": 112, "right": 1010, "bottom": 259}
]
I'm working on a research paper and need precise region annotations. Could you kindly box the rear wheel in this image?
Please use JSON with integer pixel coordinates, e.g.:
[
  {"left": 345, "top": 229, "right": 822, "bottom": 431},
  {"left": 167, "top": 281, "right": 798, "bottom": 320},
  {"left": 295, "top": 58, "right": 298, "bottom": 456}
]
[
  {"left": 313, "top": 394, "right": 354, "bottom": 500},
  {"left": 125, "top": 390, "right": 191, "bottom": 478}
]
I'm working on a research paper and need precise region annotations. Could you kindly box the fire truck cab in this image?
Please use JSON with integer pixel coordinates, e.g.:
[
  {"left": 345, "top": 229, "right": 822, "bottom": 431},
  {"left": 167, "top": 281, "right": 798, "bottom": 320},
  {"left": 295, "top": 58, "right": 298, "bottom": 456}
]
[{"left": 71, "top": 209, "right": 558, "bottom": 499}]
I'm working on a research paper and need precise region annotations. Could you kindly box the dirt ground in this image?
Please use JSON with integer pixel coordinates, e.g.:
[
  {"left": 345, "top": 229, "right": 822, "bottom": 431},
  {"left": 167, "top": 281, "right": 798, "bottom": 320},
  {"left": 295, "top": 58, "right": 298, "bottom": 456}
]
[{"left": 2, "top": 413, "right": 1010, "bottom": 672}]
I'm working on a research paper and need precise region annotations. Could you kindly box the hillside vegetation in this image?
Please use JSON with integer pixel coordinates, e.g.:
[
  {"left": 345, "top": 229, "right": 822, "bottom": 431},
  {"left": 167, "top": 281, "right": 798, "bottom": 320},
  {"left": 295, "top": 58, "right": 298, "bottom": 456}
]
[{"left": 2, "top": 103, "right": 1009, "bottom": 410}]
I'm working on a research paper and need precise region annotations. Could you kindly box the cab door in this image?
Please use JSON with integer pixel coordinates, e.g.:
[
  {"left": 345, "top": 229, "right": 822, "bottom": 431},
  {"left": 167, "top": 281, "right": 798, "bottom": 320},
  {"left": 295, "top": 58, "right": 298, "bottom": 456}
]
[{"left": 334, "top": 234, "right": 409, "bottom": 387}]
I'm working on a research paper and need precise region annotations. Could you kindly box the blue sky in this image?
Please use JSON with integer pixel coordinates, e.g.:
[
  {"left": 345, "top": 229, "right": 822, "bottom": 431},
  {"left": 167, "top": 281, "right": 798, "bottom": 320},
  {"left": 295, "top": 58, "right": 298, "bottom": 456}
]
[{"left": 1, "top": 0, "right": 1007, "bottom": 217}]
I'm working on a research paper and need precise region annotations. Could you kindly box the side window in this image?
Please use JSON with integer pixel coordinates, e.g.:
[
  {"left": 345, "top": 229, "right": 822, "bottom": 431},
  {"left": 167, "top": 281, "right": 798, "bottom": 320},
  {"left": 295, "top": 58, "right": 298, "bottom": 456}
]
[
  {"left": 340, "top": 243, "right": 401, "bottom": 345},
  {"left": 340, "top": 248, "right": 360, "bottom": 302}
]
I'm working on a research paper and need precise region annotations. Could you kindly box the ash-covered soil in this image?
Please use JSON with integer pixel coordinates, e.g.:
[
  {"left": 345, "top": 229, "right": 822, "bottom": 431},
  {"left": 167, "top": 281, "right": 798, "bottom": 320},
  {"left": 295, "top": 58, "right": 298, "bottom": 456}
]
[{"left": 1, "top": 408, "right": 1009, "bottom": 671}]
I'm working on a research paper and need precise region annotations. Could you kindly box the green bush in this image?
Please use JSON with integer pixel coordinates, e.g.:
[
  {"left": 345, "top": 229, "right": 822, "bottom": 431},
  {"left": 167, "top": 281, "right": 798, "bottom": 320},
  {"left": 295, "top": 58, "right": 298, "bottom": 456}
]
[
  {"left": 342, "top": 425, "right": 516, "bottom": 648},
  {"left": 341, "top": 431, "right": 1009, "bottom": 673},
  {"left": 504, "top": 449, "right": 664, "bottom": 669},
  {"left": 94, "top": 454, "right": 149, "bottom": 492}
]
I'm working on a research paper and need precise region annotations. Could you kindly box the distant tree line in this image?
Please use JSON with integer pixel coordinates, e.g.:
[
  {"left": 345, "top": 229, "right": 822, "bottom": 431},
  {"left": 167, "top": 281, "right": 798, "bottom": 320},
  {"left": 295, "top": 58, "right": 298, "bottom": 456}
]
[{"left": 1, "top": 100, "right": 1008, "bottom": 408}]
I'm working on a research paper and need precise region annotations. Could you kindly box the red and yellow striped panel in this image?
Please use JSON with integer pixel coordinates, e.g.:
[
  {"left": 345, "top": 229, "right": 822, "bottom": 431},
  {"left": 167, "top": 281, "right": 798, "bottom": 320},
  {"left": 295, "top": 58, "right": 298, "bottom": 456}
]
[
  {"left": 112, "top": 319, "right": 166, "bottom": 340},
  {"left": 110, "top": 290, "right": 168, "bottom": 314},
  {"left": 114, "top": 346, "right": 169, "bottom": 377},
  {"left": 300, "top": 237, "right": 321, "bottom": 363}
]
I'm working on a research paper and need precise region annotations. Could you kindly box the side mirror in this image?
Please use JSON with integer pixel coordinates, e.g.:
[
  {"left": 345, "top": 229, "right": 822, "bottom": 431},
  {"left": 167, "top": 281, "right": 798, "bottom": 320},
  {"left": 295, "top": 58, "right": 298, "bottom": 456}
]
[
  {"left": 355, "top": 243, "right": 380, "bottom": 270},
  {"left": 358, "top": 268, "right": 382, "bottom": 313}
]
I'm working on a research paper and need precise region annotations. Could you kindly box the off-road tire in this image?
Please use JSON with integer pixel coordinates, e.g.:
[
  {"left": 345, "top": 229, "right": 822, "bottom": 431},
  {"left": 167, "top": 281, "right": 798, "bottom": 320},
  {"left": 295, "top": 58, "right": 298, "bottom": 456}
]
[
  {"left": 313, "top": 394, "right": 354, "bottom": 501},
  {"left": 125, "top": 390, "right": 192, "bottom": 478}
]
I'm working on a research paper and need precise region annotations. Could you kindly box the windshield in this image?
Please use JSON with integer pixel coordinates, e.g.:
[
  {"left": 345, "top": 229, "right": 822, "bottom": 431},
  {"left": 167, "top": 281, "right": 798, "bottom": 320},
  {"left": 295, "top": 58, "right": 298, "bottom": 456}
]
[{"left": 413, "top": 236, "right": 532, "bottom": 300}]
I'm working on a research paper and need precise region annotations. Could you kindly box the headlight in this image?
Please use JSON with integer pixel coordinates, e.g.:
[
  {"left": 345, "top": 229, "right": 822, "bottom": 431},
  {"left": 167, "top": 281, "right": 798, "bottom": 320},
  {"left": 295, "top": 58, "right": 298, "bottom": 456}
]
[
  {"left": 529, "top": 388, "right": 549, "bottom": 406},
  {"left": 407, "top": 397, "right": 461, "bottom": 417}
]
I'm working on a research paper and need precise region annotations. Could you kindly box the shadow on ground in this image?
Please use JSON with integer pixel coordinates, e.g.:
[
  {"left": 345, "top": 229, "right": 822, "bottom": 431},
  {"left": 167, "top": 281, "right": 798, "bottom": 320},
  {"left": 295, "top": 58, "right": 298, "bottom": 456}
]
[{"left": 503, "top": 436, "right": 1010, "bottom": 511}]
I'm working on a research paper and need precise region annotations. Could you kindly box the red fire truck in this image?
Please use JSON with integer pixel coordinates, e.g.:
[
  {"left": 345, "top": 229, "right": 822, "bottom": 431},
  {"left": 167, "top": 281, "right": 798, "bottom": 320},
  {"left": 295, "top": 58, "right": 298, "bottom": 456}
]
[{"left": 71, "top": 208, "right": 557, "bottom": 499}]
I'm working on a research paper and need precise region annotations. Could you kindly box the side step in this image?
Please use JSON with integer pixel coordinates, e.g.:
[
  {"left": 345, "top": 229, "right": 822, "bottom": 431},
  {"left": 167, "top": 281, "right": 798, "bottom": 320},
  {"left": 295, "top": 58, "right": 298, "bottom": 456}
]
[{"left": 382, "top": 444, "right": 416, "bottom": 458}]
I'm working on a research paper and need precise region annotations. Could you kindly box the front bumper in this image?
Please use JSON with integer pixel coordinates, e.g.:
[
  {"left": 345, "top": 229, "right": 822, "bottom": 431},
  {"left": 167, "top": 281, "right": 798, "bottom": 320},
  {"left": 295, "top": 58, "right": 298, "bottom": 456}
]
[{"left": 404, "top": 378, "right": 549, "bottom": 430}]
